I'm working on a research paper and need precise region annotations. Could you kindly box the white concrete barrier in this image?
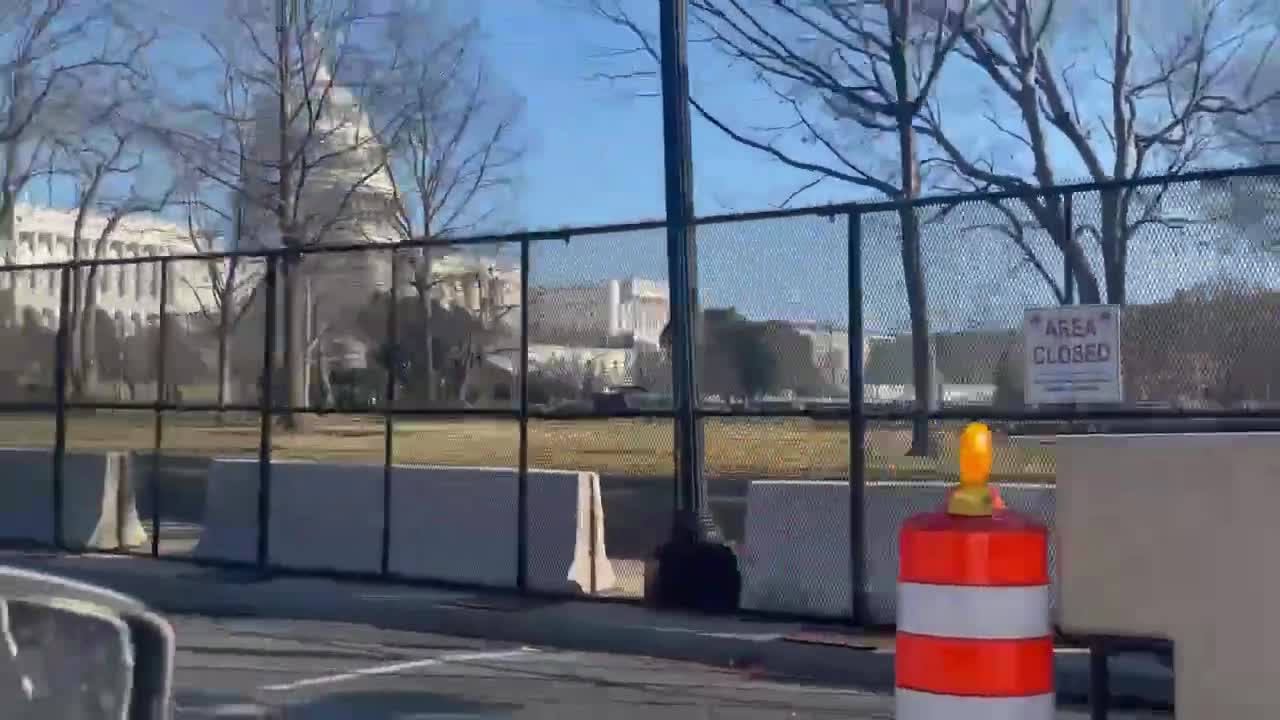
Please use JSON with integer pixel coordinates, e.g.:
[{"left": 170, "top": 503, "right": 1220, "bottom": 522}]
[
  {"left": 740, "top": 479, "right": 1055, "bottom": 622},
  {"left": 194, "top": 459, "right": 383, "bottom": 573},
  {"left": 388, "top": 465, "right": 518, "bottom": 586},
  {"left": 524, "top": 469, "right": 615, "bottom": 594},
  {"left": 740, "top": 481, "right": 851, "bottom": 617},
  {"left": 0, "top": 448, "right": 147, "bottom": 550},
  {"left": 389, "top": 466, "right": 614, "bottom": 593},
  {"left": 195, "top": 459, "right": 615, "bottom": 593},
  {"left": 1055, "top": 433, "right": 1280, "bottom": 719},
  {"left": 191, "top": 458, "right": 261, "bottom": 565}
]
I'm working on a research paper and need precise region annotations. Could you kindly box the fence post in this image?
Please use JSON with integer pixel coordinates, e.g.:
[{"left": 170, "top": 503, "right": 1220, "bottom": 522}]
[
  {"left": 847, "top": 211, "right": 867, "bottom": 625},
  {"left": 380, "top": 254, "right": 398, "bottom": 576},
  {"left": 1063, "top": 191, "right": 1075, "bottom": 305},
  {"left": 52, "top": 265, "right": 72, "bottom": 550},
  {"left": 517, "top": 237, "right": 531, "bottom": 591},
  {"left": 257, "top": 256, "right": 278, "bottom": 569},
  {"left": 149, "top": 258, "right": 170, "bottom": 558}
]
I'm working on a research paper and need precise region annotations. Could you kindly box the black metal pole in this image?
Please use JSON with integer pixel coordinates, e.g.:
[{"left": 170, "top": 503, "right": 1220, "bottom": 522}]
[
  {"left": 380, "top": 255, "right": 398, "bottom": 576},
  {"left": 52, "top": 265, "right": 71, "bottom": 550},
  {"left": 659, "top": 0, "right": 714, "bottom": 543},
  {"left": 150, "top": 259, "right": 170, "bottom": 558},
  {"left": 650, "top": 0, "right": 735, "bottom": 612},
  {"left": 517, "top": 238, "right": 531, "bottom": 590},
  {"left": 1090, "top": 638, "right": 1111, "bottom": 720},
  {"left": 257, "top": 257, "right": 278, "bottom": 568},
  {"left": 847, "top": 212, "right": 867, "bottom": 625}
]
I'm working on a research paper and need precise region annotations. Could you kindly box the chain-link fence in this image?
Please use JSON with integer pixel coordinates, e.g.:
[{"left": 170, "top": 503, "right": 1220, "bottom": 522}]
[{"left": 1, "top": 165, "right": 1278, "bottom": 620}]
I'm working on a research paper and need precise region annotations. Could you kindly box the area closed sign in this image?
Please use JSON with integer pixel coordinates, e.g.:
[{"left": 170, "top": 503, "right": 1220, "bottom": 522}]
[{"left": 1023, "top": 305, "right": 1122, "bottom": 405}]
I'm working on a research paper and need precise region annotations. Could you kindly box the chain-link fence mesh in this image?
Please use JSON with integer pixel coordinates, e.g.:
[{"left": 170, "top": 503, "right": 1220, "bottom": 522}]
[
  {"left": 526, "top": 227, "right": 672, "bottom": 597},
  {"left": 0, "top": 169, "right": 1278, "bottom": 616}
]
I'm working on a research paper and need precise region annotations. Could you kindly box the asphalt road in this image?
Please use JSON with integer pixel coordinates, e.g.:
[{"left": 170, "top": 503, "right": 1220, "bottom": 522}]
[{"left": 168, "top": 615, "right": 1169, "bottom": 719}]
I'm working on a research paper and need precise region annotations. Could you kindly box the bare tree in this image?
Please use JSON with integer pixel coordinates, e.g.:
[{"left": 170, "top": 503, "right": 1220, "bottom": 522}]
[
  {"left": 164, "top": 0, "right": 413, "bottom": 428},
  {"left": 179, "top": 190, "right": 263, "bottom": 417},
  {"left": 590, "top": 0, "right": 975, "bottom": 454},
  {"left": 372, "top": 2, "right": 524, "bottom": 405},
  {"left": 61, "top": 122, "right": 181, "bottom": 399},
  {"left": 924, "top": 0, "right": 1280, "bottom": 304},
  {"left": 0, "top": 0, "right": 153, "bottom": 233}
]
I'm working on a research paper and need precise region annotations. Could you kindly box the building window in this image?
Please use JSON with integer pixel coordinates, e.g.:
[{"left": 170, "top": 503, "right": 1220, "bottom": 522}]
[
  {"left": 37, "top": 233, "right": 52, "bottom": 256},
  {"left": 118, "top": 259, "right": 129, "bottom": 297},
  {"left": 18, "top": 232, "right": 32, "bottom": 253}
]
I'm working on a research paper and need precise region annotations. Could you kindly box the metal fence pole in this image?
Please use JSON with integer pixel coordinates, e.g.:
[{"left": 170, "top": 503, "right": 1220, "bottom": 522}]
[
  {"left": 149, "top": 259, "right": 170, "bottom": 558},
  {"left": 847, "top": 211, "right": 867, "bottom": 625},
  {"left": 1090, "top": 638, "right": 1111, "bottom": 720},
  {"left": 52, "top": 265, "right": 72, "bottom": 550},
  {"left": 257, "top": 256, "right": 278, "bottom": 569},
  {"left": 1063, "top": 191, "right": 1075, "bottom": 305},
  {"left": 517, "top": 237, "right": 531, "bottom": 591},
  {"left": 659, "top": 0, "right": 717, "bottom": 544},
  {"left": 380, "top": 254, "right": 398, "bottom": 576}
]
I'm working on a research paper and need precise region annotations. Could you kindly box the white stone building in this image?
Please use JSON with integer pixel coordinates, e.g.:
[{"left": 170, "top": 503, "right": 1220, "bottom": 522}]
[
  {"left": 528, "top": 277, "right": 669, "bottom": 349},
  {"left": 240, "top": 38, "right": 399, "bottom": 303},
  {"left": 0, "top": 204, "right": 209, "bottom": 333}
]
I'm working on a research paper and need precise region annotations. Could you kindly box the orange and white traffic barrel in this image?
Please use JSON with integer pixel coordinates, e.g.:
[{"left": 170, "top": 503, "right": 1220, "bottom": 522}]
[{"left": 895, "top": 423, "right": 1053, "bottom": 719}]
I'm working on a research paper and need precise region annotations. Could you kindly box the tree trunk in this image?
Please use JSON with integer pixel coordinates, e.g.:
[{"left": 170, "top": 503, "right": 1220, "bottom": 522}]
[
  {"left": 318, "top": 350, "right": 334, "bottom": 410},
  {"left": 216, "top": 301, "right": 233, "bottom": 425},
  {"left": 78, "top": 271, "right": 101, "bottom": 401},
  {"left": 1100, "top": 190, "right": 1127, "bottom": 305},
  {"left": 897, "top": 124, "right": 932, "bottom": 457},
  {"left": 278, "top": 254, "right": 308, "bottom": 430},
  {"left": 415, "top": 252, "right": 437, "bottom": 404},
  {"left": 901, "top": 205, "right": 933, "bottom": 456}
]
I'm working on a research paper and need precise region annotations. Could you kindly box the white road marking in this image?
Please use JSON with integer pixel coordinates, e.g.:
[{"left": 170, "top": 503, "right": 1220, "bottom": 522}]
[{"left": 259, "top": 647, "right": 542, "bottom": 692}]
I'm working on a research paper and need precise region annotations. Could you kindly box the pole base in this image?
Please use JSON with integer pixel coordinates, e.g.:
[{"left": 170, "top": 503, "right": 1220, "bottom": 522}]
[{"left": 645, "top": 529, "right": 740, "bottom": 614}]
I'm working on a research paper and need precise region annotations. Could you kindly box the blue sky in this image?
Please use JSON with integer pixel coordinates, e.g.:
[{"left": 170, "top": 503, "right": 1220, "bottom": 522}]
[
  {"left": 466, "top": 2, "right": 1274, "bottom": 330},
  {"left": 25, "top": 1, "right": 1279, "bottom": 332}
]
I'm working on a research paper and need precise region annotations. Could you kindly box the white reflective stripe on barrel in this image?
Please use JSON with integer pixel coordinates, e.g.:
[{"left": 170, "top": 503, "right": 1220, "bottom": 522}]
[
  {"left": 896, "top": 688, "right": 1055, "bottom": 720},
  {"left": 897, "top": 583, "right": 1051, "bottom": 639}
]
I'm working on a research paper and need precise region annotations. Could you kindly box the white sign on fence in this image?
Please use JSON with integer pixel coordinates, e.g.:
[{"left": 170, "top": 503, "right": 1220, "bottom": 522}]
[{"left": 1023, "top": 305, "right": 1122, "bottom": 405}]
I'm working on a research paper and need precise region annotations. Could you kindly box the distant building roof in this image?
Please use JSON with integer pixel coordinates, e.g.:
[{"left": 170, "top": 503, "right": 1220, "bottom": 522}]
[{"left": 864, "top": 330, "right": 1018, "bottom": 386}]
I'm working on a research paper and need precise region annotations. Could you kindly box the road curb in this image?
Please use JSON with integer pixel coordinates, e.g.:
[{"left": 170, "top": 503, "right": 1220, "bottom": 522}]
[{"left": 0, "top": 553, "right": 1172, "bottom": 710}]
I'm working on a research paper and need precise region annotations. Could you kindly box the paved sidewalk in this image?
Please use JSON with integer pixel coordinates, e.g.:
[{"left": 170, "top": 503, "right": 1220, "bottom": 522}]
[{"left": 0, "top": 550, "right": 1173, "bottom": 711}]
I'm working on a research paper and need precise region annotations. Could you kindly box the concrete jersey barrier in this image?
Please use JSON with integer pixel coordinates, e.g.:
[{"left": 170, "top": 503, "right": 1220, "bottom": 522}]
[
  {"left": 194, "top": 459, "right": 615, "bottom": 593},
  {"left": 739, "top": 479, "right": 1056, "bottom": 622},
  {"left": 1055, "top": 432, "right": 1280, "bottom": 719},
  {"left": 0, "top": 448, "right": 147, "bottom": 550}
]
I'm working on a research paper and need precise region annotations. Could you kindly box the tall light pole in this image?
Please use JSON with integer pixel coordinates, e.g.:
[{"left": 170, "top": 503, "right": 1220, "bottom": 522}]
[{"left": 650, "top": 0, "right": 738, "bottom": 612}]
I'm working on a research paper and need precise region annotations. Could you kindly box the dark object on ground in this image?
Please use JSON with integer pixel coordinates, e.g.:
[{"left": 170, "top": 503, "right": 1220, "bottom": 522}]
[{"left": 645, "top": 538, "right": 741, "bottom": 614}]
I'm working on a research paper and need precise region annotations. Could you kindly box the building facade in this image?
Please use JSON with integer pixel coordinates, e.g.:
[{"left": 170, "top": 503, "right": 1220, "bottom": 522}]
[
  {"left": 0, "top": 204, "right": 209, "bottom": 333},
  {"left": 529, "top": 277, "right": 670, "bottom": 349}
]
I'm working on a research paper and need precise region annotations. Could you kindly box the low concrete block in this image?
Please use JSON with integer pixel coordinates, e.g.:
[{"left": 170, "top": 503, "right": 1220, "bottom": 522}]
[
  {"left": 191, "top": 459, "right": 260, "bottom": 565},
  {"left": 193, "top": 459, "right": 384, "bottom": 573},
  {"left": 740, "top": 479, "right": 1056, "bottom": 622},
  {"left": 740, "top": 481, "right": 851, "bottom": 618},
  {"left": 1055, "top": 433, "right": 1280, "bottom": 719},
  {"left": 389, "top": 466, "right": 519, "bottom": 587},
  {"left": 196, "top": 459, "right": 614, "bottom": 593},
  {"left": 525, "top": 470, "right": 615, "bottom": 594},
  {"left": 0, "top": 448, "right": 146, "bottom": 550},
  {"left": 270, "top": 460, "right": 384, "bottom": 574}
]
